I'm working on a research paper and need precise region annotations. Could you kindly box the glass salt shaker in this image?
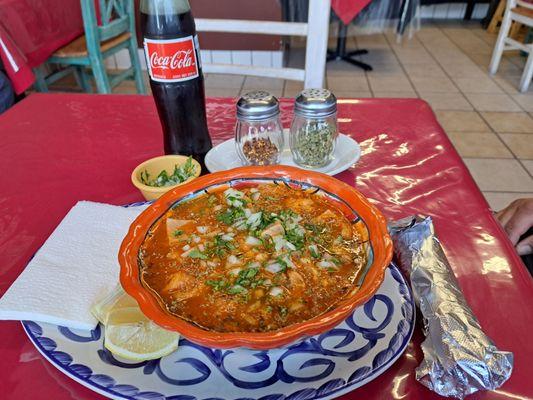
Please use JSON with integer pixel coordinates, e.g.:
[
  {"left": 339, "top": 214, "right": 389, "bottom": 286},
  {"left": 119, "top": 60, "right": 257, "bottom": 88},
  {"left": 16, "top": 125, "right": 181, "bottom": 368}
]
[
  {"left": 290, "top": 89, "right": 338, "bottom": 168},
  {"left": 235, "top": 91, "right": 284, "bottom": 166}
]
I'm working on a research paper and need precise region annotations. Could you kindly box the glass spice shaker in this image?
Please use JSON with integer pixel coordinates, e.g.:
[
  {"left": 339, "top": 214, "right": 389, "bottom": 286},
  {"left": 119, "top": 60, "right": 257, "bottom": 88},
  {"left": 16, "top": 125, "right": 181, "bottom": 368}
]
[
  {"left": 290, "top": 89, "right": 338, "bottom": 168},
  {"left": 235, "top": 91, "right": 284, "bottom": 166}
]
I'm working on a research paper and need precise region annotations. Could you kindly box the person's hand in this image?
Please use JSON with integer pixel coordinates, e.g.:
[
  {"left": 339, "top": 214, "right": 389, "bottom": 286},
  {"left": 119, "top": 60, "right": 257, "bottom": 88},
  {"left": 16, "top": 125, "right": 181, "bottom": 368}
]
[{"left": 496, "top": 198, "right": 533, "bottom": 256}]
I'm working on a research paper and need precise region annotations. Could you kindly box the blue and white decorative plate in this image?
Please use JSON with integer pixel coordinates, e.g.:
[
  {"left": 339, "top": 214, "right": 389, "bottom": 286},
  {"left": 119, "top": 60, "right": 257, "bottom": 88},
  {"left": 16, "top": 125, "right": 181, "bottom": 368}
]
[{"left": 22, "top": 264, "right": 414, "bottom": 400}]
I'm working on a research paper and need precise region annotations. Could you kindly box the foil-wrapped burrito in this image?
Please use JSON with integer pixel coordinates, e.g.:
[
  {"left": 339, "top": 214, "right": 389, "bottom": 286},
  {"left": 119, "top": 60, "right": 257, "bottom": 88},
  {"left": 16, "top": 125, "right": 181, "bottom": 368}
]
[{"left": 389, "top": 216, "right": 513, "bottom": 399}]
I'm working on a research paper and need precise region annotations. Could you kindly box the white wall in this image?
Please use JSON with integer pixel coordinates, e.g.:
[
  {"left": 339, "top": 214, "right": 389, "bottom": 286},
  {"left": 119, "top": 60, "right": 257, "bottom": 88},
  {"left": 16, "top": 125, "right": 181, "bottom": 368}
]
[
  {"left": 105, "top": 49, "right": 283, "bottom": 70},
  {"left": 420, "top": 2, "right": 490, "bottom": 19}
]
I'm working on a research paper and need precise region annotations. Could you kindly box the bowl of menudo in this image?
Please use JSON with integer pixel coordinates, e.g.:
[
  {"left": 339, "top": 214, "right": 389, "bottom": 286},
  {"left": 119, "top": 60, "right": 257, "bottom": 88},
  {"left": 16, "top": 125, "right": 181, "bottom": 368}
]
[{"left": 119, "top": 165, "right": 393, "bottom": 349}]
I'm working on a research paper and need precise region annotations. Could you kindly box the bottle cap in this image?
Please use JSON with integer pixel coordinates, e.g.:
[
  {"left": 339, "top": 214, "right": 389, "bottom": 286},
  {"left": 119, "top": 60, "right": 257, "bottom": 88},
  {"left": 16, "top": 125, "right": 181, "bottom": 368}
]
[
  {"left": 237, "top": 91, "right": 280, "bottom": 121},
  {"left": 294, "top": 89, "right": 337, "bottom": 118}
]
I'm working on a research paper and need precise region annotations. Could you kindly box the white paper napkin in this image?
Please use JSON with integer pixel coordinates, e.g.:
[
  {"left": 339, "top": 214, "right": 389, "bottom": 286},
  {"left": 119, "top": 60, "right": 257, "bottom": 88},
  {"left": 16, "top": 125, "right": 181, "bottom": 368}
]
[{"left": 0, "top": 201, "right": 146, "bottom": 330}]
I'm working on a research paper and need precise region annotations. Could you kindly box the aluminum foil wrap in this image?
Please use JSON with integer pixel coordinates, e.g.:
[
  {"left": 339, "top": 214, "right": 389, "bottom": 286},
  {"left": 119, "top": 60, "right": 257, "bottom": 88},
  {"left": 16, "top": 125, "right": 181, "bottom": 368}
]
[{"left": 389, "top": 216, "right": 514, "bottom": 399}]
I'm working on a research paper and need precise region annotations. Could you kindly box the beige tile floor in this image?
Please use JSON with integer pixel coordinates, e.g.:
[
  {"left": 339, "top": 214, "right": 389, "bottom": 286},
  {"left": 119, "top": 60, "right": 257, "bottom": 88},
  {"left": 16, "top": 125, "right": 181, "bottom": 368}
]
[{"left": 51, "top": 20, "right": 533, "bottom": 211}]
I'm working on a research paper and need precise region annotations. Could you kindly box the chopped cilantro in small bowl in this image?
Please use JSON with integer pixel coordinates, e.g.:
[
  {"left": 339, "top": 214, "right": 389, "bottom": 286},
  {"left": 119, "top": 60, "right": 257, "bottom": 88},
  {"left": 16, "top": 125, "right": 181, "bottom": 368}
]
[{"left": 131, "top": 155, "right": 201, "bottom": 200}]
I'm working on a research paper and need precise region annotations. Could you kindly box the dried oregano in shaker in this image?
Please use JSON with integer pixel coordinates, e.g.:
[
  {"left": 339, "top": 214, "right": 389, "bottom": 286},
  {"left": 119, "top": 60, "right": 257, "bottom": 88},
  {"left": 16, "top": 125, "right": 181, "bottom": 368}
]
[
  {"left": 235, "top": 91, "right": 284, "bottom": 166},
  {"left": 290, "top": 89, "right": 338, "bottom": 168}
]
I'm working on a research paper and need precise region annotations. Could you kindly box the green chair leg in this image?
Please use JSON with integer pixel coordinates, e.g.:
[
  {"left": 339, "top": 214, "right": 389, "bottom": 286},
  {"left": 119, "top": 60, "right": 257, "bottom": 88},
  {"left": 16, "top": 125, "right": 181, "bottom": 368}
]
[
  {"left": 91, "top": 54, "right": 112, "bottom": 94},
  {"left": 33, "top": 66, "right": 49, "bottom": 92},
  {"left": 128, "top": 40, "right": 147, "bottom": 94},
  {"left": 74, "top": 67, "right": 92, "bottom": 93}
]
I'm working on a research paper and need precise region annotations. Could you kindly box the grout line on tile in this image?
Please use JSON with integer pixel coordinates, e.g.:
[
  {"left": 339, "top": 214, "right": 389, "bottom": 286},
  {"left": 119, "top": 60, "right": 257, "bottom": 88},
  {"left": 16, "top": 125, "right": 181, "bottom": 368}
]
[
  {"left": 480, "top": 190, "right": 533, "bottom": 194},
  {"left": 517, "top": 159, "right": 533, "bottom": 180},
  {"left": 437, "top": 24, "right": 526, "bottom": 112},
  {"left": 382, "top": 34, "right": 420, "bottom": 98},
  {"left": 476, "top": 113, "right": 525, "bottom": 167},
  {"left": 415, "top": 27, "right": 469, "bottom": 100},
  {"left": 353, "top": 35, "right": 375, "bottom": 97}
]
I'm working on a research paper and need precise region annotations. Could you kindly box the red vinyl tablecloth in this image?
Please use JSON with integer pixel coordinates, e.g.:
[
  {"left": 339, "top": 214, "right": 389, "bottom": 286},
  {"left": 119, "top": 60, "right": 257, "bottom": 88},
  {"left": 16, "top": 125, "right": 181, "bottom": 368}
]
[
  {"left": 0, "top": 0, "right": 84, "bottom": 94},
  {"left": 0, "top": 94, "right": 532, "bottom": 399},
  {"left": 331, "top": 0, "right": 372, "bottom": 25}
]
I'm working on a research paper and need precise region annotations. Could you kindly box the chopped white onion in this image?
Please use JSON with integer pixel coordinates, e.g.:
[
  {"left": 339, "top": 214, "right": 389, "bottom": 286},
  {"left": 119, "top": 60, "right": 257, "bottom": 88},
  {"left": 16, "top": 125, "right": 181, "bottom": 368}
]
[
  {"left": 193, "top": 235, "right": 201, "bottom": 243},
  {"left": 198, "top": 244, "right": 205, "bottom": 252},
  {"left": 273, "top": 236, "right": 284, "bottom": 252},
  {"left": 247, "top": 261, "right": 261, "bottom": 269},
  {"left": 246, "top": 212, "right": 262, "bottom": 230},
  {"left": 227, "top": 255, "right": 240, "bottom": 265},
  {"left": 318, "top": 260, "right": 336, "bottom": 269},
  {"left": 265, "top": 262, "right": 282, "bottom": 274},
  {"left": 229, "top": 268, "right": 242, "bottom": 276},
  {"left": 181, "top": 248, "right": 194, "bottom": 257},
  {"left": 207, "top": 261, "right": 217, "bottom": 268},
  {"left": 269, "top": 286, "right": 284, "bottom": 297},
  {"left": 251, "top": 192, "right": 260, "bottom": 201},
  {"left": 213, "top": 205, "right": 222, "bottom": 211},
  {"left": 196, "top": 226, "right": 208, "bottom": 234},
  {"left": 250, "top": 188, "right": 259, "bottom": 193},
  {"left": 286, "top": 241, "right": 297, "bottom": 251},
  {"left": 283, "top": 255, "right": 295, "bottom": 268},
  {"left": 245, "top": 236, "right": 262, "bottom": 246},
  {"left": 182, "top": 244, "right": 191, "bottom": 251},
  {"left": 224, "top": 188, "right": 245, "bottom": 207},
  {"left": 234, "top": 219, "right": 248, "bottom": 230},
  {"left": 261, "top": 221, "right": 284, "bottom": 239},
  {"left": 244, "top": 208, "right": 252, "bottom": 218},
  {"left": 221, "top": 233, "right": 234, "bottom": 241}
]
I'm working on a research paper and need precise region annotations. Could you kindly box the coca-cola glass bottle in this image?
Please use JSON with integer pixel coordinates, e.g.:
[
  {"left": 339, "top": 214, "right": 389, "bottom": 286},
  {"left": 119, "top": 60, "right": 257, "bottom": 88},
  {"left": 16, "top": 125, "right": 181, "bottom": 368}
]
[{"left": 140, "top": 0, "right": 212, "bottom": 173}]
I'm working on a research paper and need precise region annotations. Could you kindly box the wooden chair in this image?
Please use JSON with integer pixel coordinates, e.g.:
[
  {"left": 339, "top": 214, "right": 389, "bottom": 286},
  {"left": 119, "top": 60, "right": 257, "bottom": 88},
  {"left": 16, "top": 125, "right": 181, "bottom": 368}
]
[
  {"left": 195, "top": 0, "right": 331, "bottom": 88},
  {"left": 489, "top": 0, "right": 533, "bottom": 92},
  {"left": 34, "top": 0, "right": 145, "bottom": 94}
]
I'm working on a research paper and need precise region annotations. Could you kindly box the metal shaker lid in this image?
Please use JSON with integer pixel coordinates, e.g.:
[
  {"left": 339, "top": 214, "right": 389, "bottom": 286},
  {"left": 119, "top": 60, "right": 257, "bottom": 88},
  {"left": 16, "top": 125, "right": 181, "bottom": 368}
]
[
  {"left": 236, "top": 91, "right": 280, "bottom": 121},
  {"left": 294, "top": 88, "right": 337, "bottom": 118}
]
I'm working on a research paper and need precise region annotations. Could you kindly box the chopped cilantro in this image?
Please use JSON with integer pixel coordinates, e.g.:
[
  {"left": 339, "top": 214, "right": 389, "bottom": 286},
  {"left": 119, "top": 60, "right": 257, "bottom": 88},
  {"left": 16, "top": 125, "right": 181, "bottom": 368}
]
[
  {"left": 304, "top": 223, "right": 325, "bottom": 235},
  {"left": 207, "top": 234, "right": 236, "bottom": 257},
  {"left": 140, "top": 156, "right": 196, "bottom": 187},
  {"left": 217, "top": 207, "right": 245, "bottom": 225},
  {"left": 235, "top": 267, "right": 259, "bottom": 287},
  {"left": 173, "top": 229, "right": 183, "bottom": 237},
  {"left": 309, "top": 244, "right": 320, "bottom": 259},
  {"left": 257, "top": 211, "right": 278, "bottom": 230},
  {"left": 260, "top": 236, "right": 275, "bottom": 251},
  {"left": 285, "top": 227, "right": 305, "bottom": 250},
  {"left": 331, "top": 257, "right": 342, "bottom": 266},
  {"left": 227, "top": 285, "right": 247, "bottom": 295},
  {"left": 206, "top": 279, "right": 228, "bottom": 291},
  {"left": 279, "top": 306, "right": 288, "bottom": 318},
  {"left": 187, "top": 249, "right": 207, "bottom": 259},
  {"left": 251, "top": 279, "right": 266, "bottom": 288},
  {"left": 227, "top": 195, "right": 247, "bottom": 207}
]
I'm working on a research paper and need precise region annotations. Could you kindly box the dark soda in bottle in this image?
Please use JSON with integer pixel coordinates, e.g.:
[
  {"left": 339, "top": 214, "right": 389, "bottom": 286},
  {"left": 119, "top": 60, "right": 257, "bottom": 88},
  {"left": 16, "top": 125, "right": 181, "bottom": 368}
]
[{"left": 140, "top": 0, "right": 212, "bottom": 173}]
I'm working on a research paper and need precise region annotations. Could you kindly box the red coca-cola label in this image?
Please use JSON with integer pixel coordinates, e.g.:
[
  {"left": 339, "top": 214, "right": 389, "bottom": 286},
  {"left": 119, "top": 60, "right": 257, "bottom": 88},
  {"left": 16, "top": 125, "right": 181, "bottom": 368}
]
[{"left": 143, "top": 36, "right": 199, "bottom": 82}]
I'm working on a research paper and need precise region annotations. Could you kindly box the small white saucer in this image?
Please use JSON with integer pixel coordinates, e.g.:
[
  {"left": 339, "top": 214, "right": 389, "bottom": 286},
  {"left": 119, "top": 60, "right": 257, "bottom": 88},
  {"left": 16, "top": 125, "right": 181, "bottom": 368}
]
[{"left": 205, "top": 131, "right": 361, "bottom": 176}]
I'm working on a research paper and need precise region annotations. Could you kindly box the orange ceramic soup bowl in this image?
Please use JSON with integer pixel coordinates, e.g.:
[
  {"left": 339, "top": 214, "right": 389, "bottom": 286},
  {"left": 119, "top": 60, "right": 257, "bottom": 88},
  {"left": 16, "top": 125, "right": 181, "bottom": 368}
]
[{"left": 119, "top": 165, "right": 393, "bottom": 349}]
